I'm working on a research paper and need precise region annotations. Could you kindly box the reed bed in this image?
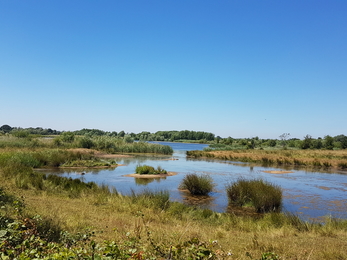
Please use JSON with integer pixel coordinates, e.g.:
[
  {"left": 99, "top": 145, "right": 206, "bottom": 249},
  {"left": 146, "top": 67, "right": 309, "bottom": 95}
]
[
  {"left": 0, "top": 135, "right": 174, "bottom": 155},
  {"left": 187, "top": 149, "right": 347, "bottom": 170},
  {"left": 77, "top": 136, "right": 173, "bottom": 154}
]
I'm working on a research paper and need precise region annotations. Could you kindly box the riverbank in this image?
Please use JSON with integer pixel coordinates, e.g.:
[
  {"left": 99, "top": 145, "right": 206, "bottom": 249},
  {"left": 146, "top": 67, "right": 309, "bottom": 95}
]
[{"left": 187, "top": 149, "right": 347, "bottom": 171}]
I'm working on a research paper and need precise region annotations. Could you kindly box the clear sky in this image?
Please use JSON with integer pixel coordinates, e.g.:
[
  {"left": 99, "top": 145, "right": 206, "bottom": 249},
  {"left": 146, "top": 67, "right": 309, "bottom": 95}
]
[{"left": 1, "top": 1, "right": 346, "bottom": 139}]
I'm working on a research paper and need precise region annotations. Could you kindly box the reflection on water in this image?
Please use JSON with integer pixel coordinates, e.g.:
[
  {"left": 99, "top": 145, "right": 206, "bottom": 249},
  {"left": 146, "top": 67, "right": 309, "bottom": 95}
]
[
  {"left": 39, "top": 142, "right": 347, "bottom": 221},
  {"left": 134, "top": 177, "right": 166, "bottom": 186}
]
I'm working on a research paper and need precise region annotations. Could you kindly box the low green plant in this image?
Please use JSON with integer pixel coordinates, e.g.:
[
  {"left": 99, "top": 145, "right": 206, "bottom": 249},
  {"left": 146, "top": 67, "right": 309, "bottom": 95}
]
[
  {"left": 61, "top": 159, "right": 115, "bottom": 168},
  {"left": 260, "top": 252, "right": 280, "bottom": 260},
  {"left": 135, "top": 165, "right": 167, "bottom": 175},
  {"left": 179, "top": 173, "right": 214, "bottom": 195},
  {"left": 226, "top": 178, "right": 282, "bottom": 213}
]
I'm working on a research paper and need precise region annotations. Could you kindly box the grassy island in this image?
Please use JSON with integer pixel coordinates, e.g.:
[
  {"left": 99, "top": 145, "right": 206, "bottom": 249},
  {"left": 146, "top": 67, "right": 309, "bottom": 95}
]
[
  {"left": 135, "top": 165, "right": 168, "bottom": 175},
  {"left": 187, "top": 149, "right": 347, "bottom": 170}
]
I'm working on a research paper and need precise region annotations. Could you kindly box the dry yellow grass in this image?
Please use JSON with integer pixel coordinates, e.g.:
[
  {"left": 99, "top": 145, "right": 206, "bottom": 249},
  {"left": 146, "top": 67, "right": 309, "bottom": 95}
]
[
  {"left": 188, "top": 149, "right": 347, "bottom": 170},
  {"left": 3, "top": 182, "right": 347, "bottom": 260}
]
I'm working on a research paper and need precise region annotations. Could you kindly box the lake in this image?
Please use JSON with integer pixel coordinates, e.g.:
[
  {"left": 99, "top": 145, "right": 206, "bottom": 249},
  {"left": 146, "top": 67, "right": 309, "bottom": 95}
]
[{"left": 42, "top": 142, "right": 347, "bottom": 221}]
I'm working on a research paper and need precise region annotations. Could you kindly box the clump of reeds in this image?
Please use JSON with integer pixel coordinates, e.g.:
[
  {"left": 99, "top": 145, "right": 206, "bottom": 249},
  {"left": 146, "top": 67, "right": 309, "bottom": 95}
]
[
  {"left": 135, "top": 165, "right": 167, "bottom": 175},
  {"left": 179, "top": 173, "right": 214, "bottom": 195},
  {"left": 130, "top": 189, "right": 170, "bottom": 210},
  {"left": 226, "top": 178, "right": 282, "bottom": 213}
]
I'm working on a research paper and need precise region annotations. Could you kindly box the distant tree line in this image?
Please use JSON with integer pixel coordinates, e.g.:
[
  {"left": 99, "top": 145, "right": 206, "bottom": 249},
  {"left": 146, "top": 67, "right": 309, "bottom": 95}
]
[
  {"left": 1, "top": 124, "right": 346, "bottom": 150},
  {"left": 0, "top": 125, "right": 215, "bottom": 142},
  {"left": 0, "top": 125, "right": 61, "bottom": 135},
  {"left": 135, "top": 130, "right": 215, "bottom": 142},
  {"left": 214, "top": 134, "right": 347, "bottom": 150}
]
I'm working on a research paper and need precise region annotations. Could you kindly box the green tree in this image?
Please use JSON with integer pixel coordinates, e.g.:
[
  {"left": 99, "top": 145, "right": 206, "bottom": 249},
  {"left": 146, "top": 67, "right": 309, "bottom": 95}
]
[
  {"left": 301, "top": 134, "right": 312, "bottom": 149},
  {"left": 268, "top": 139, "right": 277, "bottom": 147},
  {"left": 279, "top": 133, "right": 290, "bottom": 148},
  {"left": 118, "top": 130, "right": 125, "bottom": 138},
  {"left": 311, "top": 138, "right": 323, "bottom": 149},
  {"left": 0, "top": 124, "right": 12, "bottom": 133},
  {"left": 334, "top": 134, "right": 347, "bottom": 149},
  {"left": 324, "top": 135, "right": 334, "bottom": 150}
]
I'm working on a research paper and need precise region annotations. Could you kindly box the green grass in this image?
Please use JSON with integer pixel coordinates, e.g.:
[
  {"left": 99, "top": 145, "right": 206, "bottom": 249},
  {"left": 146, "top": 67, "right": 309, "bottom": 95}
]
[
  {"left": 61, "top": 159, "right": 116, "bottom": 168},
  {"left": 135, "top": 165, "right": 167, "bottom": 175},
  {"left": 179, "top": 173, "right": 214, "bottom": 195},
  {"left": 130, "top": 189, "right": 170, "bottom": 210},
  {"left": 0, "top": 135, "right": 174, "bottom": 155},
  {"left": 226, "top": 178, "right": 282, "bottom": 213}
]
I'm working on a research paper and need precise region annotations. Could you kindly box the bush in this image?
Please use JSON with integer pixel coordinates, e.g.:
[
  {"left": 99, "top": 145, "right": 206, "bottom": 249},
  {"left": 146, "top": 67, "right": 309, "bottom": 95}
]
[
  {"left": 226, "top": 178, "right": 282, "bottom": 213},
  {"left": 179, "top": 173, "right": 214, "bottom": 195},
  {"left": 135, "top": 165, "right": 167, "bottom": 175},
  {"left": 78, "top": 137, "right": 95, "bottom": 149}
]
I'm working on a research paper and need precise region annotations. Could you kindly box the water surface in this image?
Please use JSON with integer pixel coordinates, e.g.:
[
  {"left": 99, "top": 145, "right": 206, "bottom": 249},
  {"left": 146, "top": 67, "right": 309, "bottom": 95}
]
[{"left": 42, "top": 142, "right": 347, "bottom": 221}]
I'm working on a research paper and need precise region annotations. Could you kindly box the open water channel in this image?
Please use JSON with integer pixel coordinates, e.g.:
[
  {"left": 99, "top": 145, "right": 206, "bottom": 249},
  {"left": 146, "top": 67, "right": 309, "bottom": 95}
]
[{"left": 43, "top": 142, "right": 347, "bottom": 221}]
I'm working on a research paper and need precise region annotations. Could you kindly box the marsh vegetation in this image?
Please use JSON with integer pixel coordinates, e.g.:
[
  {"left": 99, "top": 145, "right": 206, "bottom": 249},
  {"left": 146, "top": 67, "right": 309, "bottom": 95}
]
[
  {"left": 1, "top": 149, "right": 347, "bottom": 259},
  {"left": 226, "top": 179, "right": 282, "bottom": 213},
  {"left": 187, "top": 149, "right": 347, "bottom": 170},
  {"left": 135, "top": 165, "right": 167, "bottom": 175},
  {"left": 1, "top": 127, "right": 347, "bottom": 259},
  {"left": 179, "top": 173, "right": 214, "bottom": 196}
]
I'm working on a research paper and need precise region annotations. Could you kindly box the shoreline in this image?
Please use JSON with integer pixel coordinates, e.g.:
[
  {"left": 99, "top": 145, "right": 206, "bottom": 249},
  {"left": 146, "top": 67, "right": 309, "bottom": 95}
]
[{"left": 124, "top": 172, "right": 177, "bottom": 178}]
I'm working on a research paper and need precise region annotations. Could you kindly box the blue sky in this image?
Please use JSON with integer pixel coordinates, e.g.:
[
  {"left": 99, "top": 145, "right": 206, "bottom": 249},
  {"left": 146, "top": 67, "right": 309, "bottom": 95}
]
[{"left": 1, "top": 1, "right": 346, "bottom": 139}]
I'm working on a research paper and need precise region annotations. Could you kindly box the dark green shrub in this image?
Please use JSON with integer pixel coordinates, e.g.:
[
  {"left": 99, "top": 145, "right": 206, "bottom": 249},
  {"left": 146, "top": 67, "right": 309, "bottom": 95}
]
[
  {"left": 179, "top": 173, "right": 214, "bottom": 195},
  {"left": 78, "top": 137, "right": 95, "bottom": 149},
  {"left": 60, "top": 132, "right": 75, "bottom": 143},
  {"left": 226, "top": 178, "right": 282, "bottom": 213},
  {"left": 12, "top": 130, "right": 30, "bottom": 138}
]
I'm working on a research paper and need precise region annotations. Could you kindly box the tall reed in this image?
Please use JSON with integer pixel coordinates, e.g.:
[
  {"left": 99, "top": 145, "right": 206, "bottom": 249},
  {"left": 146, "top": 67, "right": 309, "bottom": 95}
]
[
  {"left": 179, "top": 173, "right": 214, "bottom": 195},
  {"left": 226, "top": 178, "right": 282, "bottom": 213}
]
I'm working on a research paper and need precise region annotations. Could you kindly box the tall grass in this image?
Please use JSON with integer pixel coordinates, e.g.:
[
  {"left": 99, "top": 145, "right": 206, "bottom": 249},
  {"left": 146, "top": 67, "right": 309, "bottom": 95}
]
[
  {"left": 0, "top": 149, "right": 94, "bottom": 169},
  {"left": 226, "top": 178, "right": 282, "bottom": 213},
  {"left": 130, "top": 189, "right": 170, "bottom": 210},
  {"left": 76, "top": 136, "right": 173, "bottom": 154},
  {"left": 179, "top": 173, "right": 214, "bottom": 195},
  {"left": 135, "top": 165, "right": 167, "bottom": 175},
  {"left": 187, "top": 149, "right": 347, "bottom": 170},
  {"left": 0, "top": 135, "right": 173, "bottom": 155}
]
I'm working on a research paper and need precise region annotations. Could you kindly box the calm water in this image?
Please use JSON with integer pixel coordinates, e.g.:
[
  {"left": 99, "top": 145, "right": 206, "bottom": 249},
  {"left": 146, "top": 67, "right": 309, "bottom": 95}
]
[{"left": 42, "top": 142, "right": 347, "bottom": 221}]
